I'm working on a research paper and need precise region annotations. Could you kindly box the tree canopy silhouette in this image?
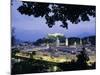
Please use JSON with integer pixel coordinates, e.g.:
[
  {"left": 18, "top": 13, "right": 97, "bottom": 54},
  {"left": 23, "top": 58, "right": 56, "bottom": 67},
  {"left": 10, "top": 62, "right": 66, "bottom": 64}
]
[
  {"left": 11, "top": 27, "right": 16, "bottom": 46},
  {"left": 17, "top": 1, "right": 95, "bottom": 29},
  {"left": 76, "top": 47, "right": 89, "bottom": 69}
]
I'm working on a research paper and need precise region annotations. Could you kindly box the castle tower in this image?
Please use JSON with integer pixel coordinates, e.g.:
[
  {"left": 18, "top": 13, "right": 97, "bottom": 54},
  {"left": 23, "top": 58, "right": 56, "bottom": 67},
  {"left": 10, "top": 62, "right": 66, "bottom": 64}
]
[
  {"left": 80, "top": 39, "right": 82, "bottom": 45},
  {"left": 65, "top": 38, "right": 68, "bottom": 46},
  {"left": 46, "top": 43, "right": 49, "bottom": 49},
  {"left": 74, "top": 41, "right": 77, "bottom": 48},
  {"left": 56, "top": 37, "right": 60, "bottom": 47}
]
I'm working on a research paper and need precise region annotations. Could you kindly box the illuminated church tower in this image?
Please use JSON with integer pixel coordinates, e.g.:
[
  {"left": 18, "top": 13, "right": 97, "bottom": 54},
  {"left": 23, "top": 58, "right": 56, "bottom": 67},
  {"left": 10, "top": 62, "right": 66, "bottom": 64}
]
[
  {"left": 65, "top": 38, "right": 68, "bottom": 46},
  {"left": 56, "top": 37, "right": 60, "bottom": 47}
]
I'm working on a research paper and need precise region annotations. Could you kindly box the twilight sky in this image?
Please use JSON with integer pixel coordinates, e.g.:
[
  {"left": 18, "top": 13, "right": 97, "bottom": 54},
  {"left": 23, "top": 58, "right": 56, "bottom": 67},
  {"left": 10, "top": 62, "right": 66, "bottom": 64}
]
[{"left": 12, "top": 0, "right": 96, "bottom": 41}]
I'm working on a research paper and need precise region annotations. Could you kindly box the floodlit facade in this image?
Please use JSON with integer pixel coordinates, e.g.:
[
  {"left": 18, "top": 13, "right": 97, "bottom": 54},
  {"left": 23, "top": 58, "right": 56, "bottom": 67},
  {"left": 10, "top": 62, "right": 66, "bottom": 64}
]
[
  {"left": 48, "top": 33, "right": 64, "bottom": 37},
  {"left": 48, "top": 33, "right": 68, "bottom": 47}
]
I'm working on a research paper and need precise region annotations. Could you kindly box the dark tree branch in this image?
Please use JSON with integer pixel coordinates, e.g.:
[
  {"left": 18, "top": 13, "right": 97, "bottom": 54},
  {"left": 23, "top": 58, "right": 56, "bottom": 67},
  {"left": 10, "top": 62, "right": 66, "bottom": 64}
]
[{"left": 17, "top": 1, "right": 96, "bottom": 29}]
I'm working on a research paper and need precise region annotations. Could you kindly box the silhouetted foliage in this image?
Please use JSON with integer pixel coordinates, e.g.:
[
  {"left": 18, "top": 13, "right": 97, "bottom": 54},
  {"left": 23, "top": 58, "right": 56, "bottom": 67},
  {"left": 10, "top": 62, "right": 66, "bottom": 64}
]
[
  {"left": 12, "top": 59, "right": 59, "bottom": 74},
  {"left": 82, "top": 35, "right": 96, "bottom": 45},
  {"left": 11, "top": 28, "right": 16, "bottom": 46},
  {"left": 30, "top": 51, "right": 36, "bottom": 60},
  {"left": 12, "top": 48, "right": 20, "bottom": 58},
  {"left": 89, "top": 62, "right": 96, "bottom": 69},
  {"left": 17, "top": 1, "right": 95, "bottom": 29},
  {"left": 76, "top": 47, "right": 89, "bottom": 69},
  {"left": 58, "top": 48, "right": 95, "bottom": 71},
  {"left": 33, "top": 37, "right": 55, "bottom": 46}
]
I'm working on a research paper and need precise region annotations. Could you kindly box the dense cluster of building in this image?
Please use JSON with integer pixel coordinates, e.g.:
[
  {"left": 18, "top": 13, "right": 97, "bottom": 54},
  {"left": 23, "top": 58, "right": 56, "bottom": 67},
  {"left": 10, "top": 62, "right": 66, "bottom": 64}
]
[{"left": 12, "top": 33, "right": 96, "bottom": 65}]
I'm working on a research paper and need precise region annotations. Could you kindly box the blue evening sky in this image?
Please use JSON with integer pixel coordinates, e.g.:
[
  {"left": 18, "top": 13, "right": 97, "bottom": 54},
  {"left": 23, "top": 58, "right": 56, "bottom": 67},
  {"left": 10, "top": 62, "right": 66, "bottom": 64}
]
[{"left": 12, "top": 0, "right": 96, "bottom": 41}]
